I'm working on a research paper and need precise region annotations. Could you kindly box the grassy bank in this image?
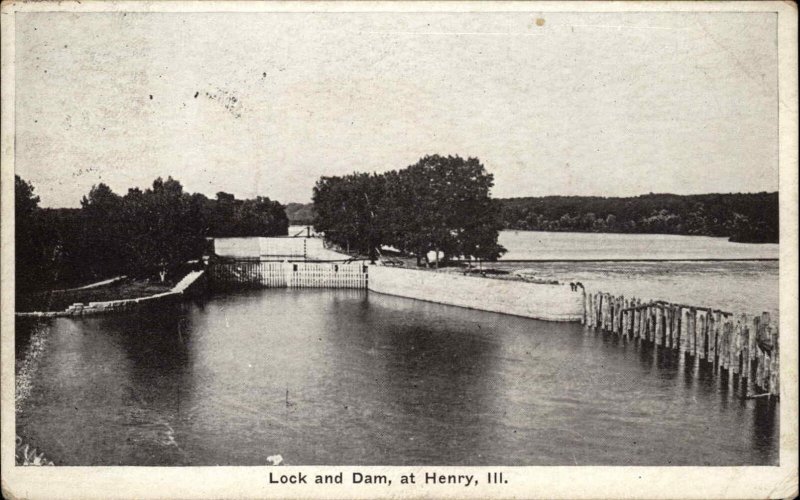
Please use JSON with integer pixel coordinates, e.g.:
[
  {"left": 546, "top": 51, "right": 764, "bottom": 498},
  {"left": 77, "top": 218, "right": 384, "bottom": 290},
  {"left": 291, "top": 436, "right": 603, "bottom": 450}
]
[{"left": 17, "top": 278, "right": 175, "bottom": 313}]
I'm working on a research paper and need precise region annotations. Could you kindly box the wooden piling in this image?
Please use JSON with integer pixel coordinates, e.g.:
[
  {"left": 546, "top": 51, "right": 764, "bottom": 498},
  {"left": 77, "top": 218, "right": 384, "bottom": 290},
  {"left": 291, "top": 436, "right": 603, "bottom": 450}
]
[
  {"left": 727, "top": 320, "right": 736, "bottom": 387},
  {"left": 688, "top": 309, "right": 697, "bottom": 356},
  {"left": 697, "top": 312, "right": 706, "bottom": 360},
  {"left": 595, "top": 293, "right": 601, "bottom": 329},
  {"left": 628, "top": 298, "right": 635, "bottom": 338},
  {"left": 610, "top": 297, "right": 620, "bottom": 335},
  {"left": 584, "top": 290, "right": 778, "bottom": 401},
  {"left": 769, "top": 325, "right": 779, "bottom": 396},
  {"left": 587, "top": 293, "right": 593, "bottom": 328},
  {"left": 622, "top": 299, "right": 629, "bottom": 338},
  {"left": 747, "top": 315, "right": 759, "bottom": 378},
  {"left": 639, "top": 302, "right": 646, "bottom": 340},
  {"left": 611, "top": 297, "right": 619, "bottom": 335},
  {"left": 664, "top": 306, "right": 672, "bottom": 349},
  {"left": 586, "top": 293, "right": 594, "bottom": 328},
  {"left": 718, "top": 320, "right": 726, "bottom": 371},
  {"left": 707, "top": 312, "right": 716, "bottom": 364},
  {"left": 723, "top": 320, "right": 732, "bottom": 371},
  {"left": 642, "top": 302, "right": 653, "bottom": 342},
  {"left": 582, "top": 291, "right": 587, "bottom": 326},
  {"left": 600, "top": 293, "right": 605, "bottom": 331},
  {"left": 717, "top": 319, "right": 724, "bottom": 371},
  {"left": 600, "top": 294, "right": 606, "bottom": 331},
  {"left": 593, "top": 293, "right": 599, "bottom": 329},
  {"left": 732, "top": 318, "right": 742, "bottom": 375},
  {"left": 654, "top": 305, "right": 663, "bottom": 346},
  {"left": 755, "top": 345, "right": 763, "bottom": 390},
  {"left": 650, "top": 305, "right": 656, "bottom": 344},
  {"left": 595, "top": 293, "right": 601, "bottom": 330},
  {"left": 739, "top": 318, "right": 747, "bottom": 377},
  {"left": 760, "top": 312, "right": 771, "bottom": 350},
  {"left": 597, "top": 293, "right": 603, "bottom": 330},
  {"left": 636, "top": 299, "right": 643, "bottom": 339},
  {"left": 638, "top": 299, "right": 645, "bottom": 340},
  {"left": 653, "top": 305, "right": 659, "bottom": 343}
]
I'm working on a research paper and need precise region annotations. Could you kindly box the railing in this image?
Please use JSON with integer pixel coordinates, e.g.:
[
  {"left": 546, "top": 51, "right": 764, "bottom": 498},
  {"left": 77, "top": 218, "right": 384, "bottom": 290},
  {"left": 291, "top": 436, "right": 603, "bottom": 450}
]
[{"left": 209, "top": 261, "right": 368, "bottom": 289}]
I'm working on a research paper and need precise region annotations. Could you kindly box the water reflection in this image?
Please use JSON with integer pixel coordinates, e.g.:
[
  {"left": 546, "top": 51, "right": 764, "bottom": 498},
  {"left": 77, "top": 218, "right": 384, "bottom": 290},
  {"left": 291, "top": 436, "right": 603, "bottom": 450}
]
[{"left": 17, "top": 290, "right": 778, "bottom": 465}]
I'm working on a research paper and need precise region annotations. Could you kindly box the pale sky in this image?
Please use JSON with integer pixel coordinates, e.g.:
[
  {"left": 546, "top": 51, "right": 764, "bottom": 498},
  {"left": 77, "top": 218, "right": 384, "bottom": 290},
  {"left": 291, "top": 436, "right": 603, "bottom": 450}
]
[{"left": 15, "top": 11, "right": 778, "bottom": 207}]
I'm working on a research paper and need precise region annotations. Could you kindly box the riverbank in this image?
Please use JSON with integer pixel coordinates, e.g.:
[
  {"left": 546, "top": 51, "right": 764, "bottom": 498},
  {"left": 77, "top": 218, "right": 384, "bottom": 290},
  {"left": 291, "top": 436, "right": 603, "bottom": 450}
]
[
  {"left": 16, "top": 271, "right": 207, "bottom": 317},
  {"left": 17, "top": 278, "right": 175, "bottom": 312}
]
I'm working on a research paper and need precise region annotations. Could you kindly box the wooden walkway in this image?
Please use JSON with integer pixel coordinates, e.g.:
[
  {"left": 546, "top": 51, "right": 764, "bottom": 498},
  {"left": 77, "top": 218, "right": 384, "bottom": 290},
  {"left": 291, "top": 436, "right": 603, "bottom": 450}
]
[{"left": 585, "top": 292, "right": 779, "bottom": 398}]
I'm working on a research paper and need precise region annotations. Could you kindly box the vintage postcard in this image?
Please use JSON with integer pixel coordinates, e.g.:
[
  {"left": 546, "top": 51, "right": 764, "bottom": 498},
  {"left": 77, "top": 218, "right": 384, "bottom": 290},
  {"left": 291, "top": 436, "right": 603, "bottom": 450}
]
[{"left": 1, "top": 1, "right": 797, "bottom": 499}]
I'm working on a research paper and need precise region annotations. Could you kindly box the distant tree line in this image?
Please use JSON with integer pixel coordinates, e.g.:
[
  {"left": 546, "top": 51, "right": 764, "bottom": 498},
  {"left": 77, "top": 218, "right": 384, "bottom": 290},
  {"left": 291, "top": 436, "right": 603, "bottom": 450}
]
[
  {"left": 312, "top": 155, "right": 506, "bottom": 265},
  {"left": 15, "top": 175, "right": 288, "bottom": 294},
  {"left": 498, "top": 193, "right": 778, "bottom": 243}
]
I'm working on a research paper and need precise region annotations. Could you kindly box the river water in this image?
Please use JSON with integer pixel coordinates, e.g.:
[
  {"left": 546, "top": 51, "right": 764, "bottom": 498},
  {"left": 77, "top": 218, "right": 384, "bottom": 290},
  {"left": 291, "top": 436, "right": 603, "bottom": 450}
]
[
  {"left": 493, "top": 260, "right": 779, "bottom": 318},
  {"left": 289, "top": 228, "right": 780, "bottom": 315},
  {"left": 496, "top": 230, "right": 779, "bottom": 261},
  {"left": 17, "top": 288, "right": 778, "bottom": 466}
]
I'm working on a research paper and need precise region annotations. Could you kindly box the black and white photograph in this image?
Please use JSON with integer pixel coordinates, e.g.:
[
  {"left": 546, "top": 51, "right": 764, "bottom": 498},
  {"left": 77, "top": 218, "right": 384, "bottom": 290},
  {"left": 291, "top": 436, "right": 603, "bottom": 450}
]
[{"left": 1, "top": 1, "right": 797, "bottom": 499}]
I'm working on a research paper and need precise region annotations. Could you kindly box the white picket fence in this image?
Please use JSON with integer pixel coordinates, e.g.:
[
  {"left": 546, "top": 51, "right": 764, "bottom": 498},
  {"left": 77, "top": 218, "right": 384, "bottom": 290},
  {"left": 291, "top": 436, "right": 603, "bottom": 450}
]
[{"left": 210, "top": 261, "right": 367, "bottom": 289}]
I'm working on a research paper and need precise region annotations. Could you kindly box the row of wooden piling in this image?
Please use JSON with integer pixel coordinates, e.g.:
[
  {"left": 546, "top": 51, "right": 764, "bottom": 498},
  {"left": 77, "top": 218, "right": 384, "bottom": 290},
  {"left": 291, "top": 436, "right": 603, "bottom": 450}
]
[{"left": 584, "top": 292, "right": 779, "bottom": 398}]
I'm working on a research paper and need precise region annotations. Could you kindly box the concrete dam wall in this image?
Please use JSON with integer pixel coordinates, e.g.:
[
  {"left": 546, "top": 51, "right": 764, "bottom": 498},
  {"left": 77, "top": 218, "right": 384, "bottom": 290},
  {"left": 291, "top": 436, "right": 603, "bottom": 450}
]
[{"left": 368, "top": 265, "right": 585, "bottom": 322}]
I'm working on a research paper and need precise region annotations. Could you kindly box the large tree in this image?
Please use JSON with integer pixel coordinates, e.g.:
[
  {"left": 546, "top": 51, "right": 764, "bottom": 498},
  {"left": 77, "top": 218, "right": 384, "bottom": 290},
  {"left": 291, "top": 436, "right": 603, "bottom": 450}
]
[
  {"left": 79, "top": 182, "right": 124, "bottom": 278},
  {"left": 397, "top": 155, "right": 505, "bottom": 264},
  {"left": 15, "top": 176, "right": 45, "bottom": 293},
  {"left": 312, "top": 155, "right": 506, "bottom": 265},
  {"left": 313, "top": 172, "right": 384, "bottom": 261}
]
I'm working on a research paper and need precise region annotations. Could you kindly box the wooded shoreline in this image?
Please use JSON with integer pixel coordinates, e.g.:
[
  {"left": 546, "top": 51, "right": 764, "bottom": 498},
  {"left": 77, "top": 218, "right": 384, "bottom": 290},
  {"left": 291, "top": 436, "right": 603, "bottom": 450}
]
[{"left": 286, "top": 191, "right": 779, "bottom": 244}]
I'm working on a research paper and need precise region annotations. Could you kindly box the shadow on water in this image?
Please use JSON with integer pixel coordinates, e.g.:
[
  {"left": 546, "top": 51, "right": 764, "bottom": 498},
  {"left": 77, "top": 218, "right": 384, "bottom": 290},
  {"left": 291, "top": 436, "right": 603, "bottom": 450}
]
[
  {"left": 580, "top": 325, "right": 779, "bottom": 465},
  {"left": 351, "top": 293, "right": 503, "bottom": 465},
  {"left": 16, "top": 304, "right": 195, "bottom": 465},
  {"left": 751, "top": 397, "right": 779, "bottom": 463}
]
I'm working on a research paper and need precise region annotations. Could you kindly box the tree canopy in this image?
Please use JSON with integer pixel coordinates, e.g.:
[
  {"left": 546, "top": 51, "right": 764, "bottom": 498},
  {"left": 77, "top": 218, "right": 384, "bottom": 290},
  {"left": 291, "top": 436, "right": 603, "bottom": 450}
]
[
  {"left": 312, "top": 155, "right": 506, "bottom": 264},
  {"left": 15, "top": 175, "right": 288, "bottom": 294},
  {"left": 498, "top": 192, "right": 778, "bottom": 243}
]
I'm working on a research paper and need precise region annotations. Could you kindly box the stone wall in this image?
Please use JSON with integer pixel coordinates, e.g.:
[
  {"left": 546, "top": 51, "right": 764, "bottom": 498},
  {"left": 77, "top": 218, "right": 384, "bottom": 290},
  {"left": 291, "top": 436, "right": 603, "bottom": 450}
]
[{"left": 368, "top": 265, "right": 584, "bottom": 322}]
